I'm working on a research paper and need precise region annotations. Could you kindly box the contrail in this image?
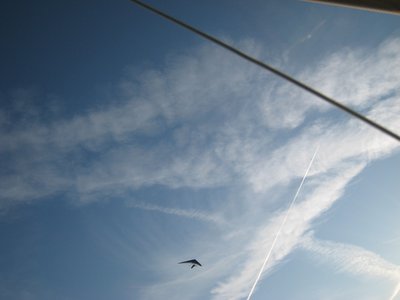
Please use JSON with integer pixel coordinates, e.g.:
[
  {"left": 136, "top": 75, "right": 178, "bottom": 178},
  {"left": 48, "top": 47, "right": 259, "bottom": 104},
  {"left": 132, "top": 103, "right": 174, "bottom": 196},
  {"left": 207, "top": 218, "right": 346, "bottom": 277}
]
[
  {"left": 389, "top": 281, "right": 400, "bottom": 300},
  {"left": 246, "top": 146, "right": 319, "bottom": 300}
]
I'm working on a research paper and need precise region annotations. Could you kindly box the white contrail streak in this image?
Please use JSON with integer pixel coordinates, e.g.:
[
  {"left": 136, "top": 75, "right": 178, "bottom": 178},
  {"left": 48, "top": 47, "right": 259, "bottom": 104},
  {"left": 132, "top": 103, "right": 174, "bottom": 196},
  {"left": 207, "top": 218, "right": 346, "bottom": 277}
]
[
  {"left": 246, "top": 146, "right": 319, "bottom": 300},
  {"left": 389, "top": 282, "right": 400, "bottom": 300}
]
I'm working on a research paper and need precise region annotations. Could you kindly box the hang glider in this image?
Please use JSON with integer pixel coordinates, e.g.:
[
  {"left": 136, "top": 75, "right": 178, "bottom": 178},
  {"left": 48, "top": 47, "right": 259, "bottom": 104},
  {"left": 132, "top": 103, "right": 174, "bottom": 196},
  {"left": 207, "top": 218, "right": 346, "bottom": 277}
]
[{"left": 178, "top": 259, "right": 202, "bottom": 269}]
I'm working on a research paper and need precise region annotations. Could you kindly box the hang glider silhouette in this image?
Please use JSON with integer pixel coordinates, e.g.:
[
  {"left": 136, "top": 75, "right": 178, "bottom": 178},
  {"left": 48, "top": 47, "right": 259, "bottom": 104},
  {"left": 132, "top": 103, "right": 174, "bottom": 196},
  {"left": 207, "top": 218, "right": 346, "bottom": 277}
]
[{"left": 178, "top": 259, "right": 202, "bottom": 269}]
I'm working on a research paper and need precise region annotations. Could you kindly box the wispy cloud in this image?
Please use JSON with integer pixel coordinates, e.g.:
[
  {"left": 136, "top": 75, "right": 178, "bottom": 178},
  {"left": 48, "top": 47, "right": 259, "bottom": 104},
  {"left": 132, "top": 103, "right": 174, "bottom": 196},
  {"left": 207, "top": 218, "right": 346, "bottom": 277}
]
[
  {"left": 0, "top": 29, "right": 399, "bottom": 300},
  {"left": 0, "top": 36, "right": 399, "bottom": 207},
  {"left": 210, "top": 93, "right": 399, "bottom": 298},
  {"left": 127, "top": 201, "right": 226, "bottom": 225},
  {"left": 262, "top": 36, "right": 400, "bottom": 130},
  {"left": 301, "top": 234, "right": 400, "bottom": 299},
  {"left": 211, "top": 162, "right": 366, "bottom": 299},
  {"left": 302, "top": 234, "right": 400, "bottom": 282}
]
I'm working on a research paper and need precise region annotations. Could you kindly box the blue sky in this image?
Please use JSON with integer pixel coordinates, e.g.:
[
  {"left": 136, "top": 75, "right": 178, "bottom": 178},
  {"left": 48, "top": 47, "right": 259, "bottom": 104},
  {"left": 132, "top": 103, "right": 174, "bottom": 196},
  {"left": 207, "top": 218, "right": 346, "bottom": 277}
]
[{"left": 1, "top": 1, "right": 400, "bottom": 299}]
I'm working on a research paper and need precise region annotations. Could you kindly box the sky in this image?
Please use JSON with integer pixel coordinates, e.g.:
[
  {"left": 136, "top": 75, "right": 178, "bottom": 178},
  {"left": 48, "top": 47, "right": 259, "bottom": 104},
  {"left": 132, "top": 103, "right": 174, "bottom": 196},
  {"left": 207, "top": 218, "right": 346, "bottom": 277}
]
[{"left": 1, "top": 0, "right": 400, "bottom": 299}]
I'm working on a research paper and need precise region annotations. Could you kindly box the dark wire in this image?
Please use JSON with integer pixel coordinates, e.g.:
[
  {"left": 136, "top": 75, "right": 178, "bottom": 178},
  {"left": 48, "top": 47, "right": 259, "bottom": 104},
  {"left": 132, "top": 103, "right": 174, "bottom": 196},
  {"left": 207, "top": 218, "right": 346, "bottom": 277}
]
[{"left": 130, "top": 0, "right": 400, "bottom": 143}]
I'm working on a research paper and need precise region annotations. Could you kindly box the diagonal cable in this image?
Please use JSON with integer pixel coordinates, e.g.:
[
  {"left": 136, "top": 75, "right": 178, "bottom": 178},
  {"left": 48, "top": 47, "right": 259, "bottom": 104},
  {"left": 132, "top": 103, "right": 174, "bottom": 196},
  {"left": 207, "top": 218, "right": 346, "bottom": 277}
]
[{"left": 129, "top": 0, "right": 400, "bottom": 143}]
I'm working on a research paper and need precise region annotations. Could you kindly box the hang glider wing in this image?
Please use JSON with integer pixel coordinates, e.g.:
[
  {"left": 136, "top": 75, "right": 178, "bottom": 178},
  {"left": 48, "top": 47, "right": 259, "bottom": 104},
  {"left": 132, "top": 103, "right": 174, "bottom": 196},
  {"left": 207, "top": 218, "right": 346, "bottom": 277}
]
[{"left": 178, "top": 259, "right": 202, "bottom": 268}]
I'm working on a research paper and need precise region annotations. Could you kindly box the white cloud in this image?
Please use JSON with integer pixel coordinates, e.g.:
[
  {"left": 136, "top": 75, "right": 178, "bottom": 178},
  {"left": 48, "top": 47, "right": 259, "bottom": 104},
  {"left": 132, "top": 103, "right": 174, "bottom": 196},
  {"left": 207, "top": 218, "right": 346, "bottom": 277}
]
[
  {"left": 1, "top": 36, "right": 399, "bottom": 208},
  {"left": 261, "top": 36, "right": 400, "bottom": 130},
  {"left": 0, "top": 20, "right": 398, "bottom": 300},
  {"left": 210, "top": 92, "right": 399, "bottom": 298},
  {"left": 302, "top": 234, "right": 400, "bottom": 282},
  {"left": 211, "top": 162, "right": 366, "bottom": 299},
  {"left": 301, "top": 234, "right": 400, "bottom": 300},
  {"left": 127, "top": 201, "right": 226, "bottom": 225}
]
